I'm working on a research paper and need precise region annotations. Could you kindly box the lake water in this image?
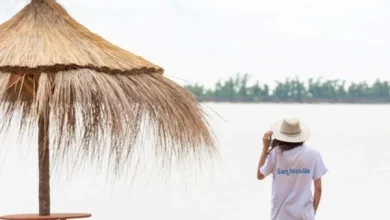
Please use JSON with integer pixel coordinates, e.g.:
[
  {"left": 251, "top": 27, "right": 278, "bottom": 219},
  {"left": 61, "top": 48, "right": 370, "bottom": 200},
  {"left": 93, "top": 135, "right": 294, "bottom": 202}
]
[{"left": 0, "top": 103, "right": 390, "bottom": 219}]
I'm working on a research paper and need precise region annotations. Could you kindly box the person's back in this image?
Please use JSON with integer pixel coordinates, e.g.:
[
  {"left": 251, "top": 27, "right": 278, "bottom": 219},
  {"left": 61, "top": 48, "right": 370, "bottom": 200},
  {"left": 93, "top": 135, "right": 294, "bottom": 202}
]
[
  {"left": 269, "top": 145, "right": 326, "bottom": 219},
  {"left": 257, "top": 118, "right": 328, "bottom": 220}
]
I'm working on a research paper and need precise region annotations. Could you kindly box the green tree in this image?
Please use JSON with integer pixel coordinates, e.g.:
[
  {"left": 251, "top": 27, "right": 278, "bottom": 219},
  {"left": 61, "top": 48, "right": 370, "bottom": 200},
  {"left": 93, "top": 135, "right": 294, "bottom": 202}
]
[{"left": 184, "top": 74, "right": 390, "bottom": 103}]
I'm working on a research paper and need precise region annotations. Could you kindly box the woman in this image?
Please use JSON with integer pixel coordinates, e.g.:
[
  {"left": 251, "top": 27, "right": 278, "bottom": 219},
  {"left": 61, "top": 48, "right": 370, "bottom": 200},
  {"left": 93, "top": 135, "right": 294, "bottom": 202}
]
[{"left": 257, "top": 118, "right": 328, "bottom": 220}]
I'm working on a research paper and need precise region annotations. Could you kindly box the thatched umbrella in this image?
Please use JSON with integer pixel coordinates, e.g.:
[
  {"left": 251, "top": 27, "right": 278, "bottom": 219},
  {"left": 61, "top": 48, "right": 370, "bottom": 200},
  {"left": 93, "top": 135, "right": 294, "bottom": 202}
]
[{"left": 0, "top": 0, "right": 215, "bottom": 218}]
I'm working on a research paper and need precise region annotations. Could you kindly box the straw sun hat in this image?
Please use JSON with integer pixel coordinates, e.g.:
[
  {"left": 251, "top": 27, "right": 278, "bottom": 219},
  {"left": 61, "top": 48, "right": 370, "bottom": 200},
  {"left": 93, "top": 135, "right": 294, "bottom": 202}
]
[{"left": 271, "top": 118, "right": 311, "bottom": 143}]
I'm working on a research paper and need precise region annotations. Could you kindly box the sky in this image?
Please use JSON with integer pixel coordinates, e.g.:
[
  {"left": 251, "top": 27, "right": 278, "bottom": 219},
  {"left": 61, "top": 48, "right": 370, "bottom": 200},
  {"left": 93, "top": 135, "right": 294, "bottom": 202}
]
[{"left": 1, "top": 0, "right": 390, "bottom": 87}]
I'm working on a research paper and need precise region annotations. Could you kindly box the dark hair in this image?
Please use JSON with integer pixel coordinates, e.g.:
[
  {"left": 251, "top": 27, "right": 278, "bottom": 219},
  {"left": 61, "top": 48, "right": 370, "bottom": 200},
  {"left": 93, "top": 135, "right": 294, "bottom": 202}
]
[{"left": 267, "top": 139, "right": 304, "bottom": 155}]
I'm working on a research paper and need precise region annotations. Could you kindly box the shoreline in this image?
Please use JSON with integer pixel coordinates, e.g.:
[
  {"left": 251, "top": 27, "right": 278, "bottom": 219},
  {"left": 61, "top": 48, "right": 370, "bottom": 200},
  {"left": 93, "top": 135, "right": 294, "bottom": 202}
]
[{"left": 196, "top": 100, "right": 390, "bottom": 105}]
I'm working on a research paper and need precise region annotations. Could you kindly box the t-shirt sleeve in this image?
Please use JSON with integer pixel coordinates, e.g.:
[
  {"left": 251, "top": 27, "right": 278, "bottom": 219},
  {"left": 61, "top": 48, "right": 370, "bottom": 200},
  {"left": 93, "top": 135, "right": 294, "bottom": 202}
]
[
  {"left": 259, "top": 150, "right": 275, "bottom": 177},
  {"left": 312, "top": 151, "right": 328, "bottom": 180}
]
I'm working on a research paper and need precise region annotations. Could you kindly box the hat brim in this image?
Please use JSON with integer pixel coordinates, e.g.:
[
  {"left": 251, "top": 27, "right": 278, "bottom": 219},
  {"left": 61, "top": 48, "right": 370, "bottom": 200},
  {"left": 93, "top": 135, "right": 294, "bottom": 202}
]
[{"left": 271, "top": 120, "right": 311, "bottom": 143}]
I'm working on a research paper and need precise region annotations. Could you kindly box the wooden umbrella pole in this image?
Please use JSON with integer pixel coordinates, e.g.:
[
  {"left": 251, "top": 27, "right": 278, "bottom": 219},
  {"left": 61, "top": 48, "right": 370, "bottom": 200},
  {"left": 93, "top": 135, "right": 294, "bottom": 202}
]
[{"left": 38, "top": 109, "right": 50, "bottom": 216}]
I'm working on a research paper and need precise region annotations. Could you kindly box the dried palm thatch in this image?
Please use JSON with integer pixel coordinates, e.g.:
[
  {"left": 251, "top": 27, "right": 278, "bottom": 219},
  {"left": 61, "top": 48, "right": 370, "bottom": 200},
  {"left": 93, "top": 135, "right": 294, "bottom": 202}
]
[{"left": 0, "top": 0, "right": 216, "bottom": 216}]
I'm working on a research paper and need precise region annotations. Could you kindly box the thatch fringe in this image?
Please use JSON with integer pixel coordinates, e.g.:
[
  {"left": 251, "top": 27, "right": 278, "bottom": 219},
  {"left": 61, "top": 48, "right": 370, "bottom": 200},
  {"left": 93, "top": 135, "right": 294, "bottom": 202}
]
[{"left": 0, "top": 70, "right": 216, "bottom": 177}]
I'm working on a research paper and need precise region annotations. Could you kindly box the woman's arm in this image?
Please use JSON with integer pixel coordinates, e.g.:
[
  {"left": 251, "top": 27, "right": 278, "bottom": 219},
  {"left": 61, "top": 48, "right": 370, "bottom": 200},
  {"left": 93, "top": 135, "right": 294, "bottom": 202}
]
[
  {"left": 257, "top": 131, "right": 273, "bottom": 180},
  {"left": 313, "top": 178, "right": 322, "bottom": 214},
  {"left": 257, "top": 146, "right": 269, "bottom": 180}
]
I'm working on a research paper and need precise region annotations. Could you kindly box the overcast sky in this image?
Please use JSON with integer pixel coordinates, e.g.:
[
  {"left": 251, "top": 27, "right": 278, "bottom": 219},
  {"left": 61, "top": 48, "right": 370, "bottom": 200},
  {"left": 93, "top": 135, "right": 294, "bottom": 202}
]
[{"left": 1, "top": 0, "right": 390, "bottom": 87}]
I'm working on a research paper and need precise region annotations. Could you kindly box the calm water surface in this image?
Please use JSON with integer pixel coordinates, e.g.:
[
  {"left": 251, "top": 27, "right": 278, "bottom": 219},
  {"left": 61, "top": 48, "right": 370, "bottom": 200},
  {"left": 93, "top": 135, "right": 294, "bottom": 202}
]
[{"left": 0, "top": 104, "right": 389, "bottom": 219}]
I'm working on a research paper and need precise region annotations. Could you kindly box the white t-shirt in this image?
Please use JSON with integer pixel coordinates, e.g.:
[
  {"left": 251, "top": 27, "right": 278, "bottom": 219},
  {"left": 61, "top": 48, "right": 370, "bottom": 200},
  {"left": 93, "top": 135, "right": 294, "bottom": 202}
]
[{"left": 260, "top": 145, "right": 328, "bottom": 220}]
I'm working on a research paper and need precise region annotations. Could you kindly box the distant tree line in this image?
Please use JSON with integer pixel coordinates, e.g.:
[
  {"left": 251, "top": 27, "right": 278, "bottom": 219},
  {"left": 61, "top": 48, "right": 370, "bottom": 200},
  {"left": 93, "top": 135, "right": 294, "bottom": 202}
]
[{"left": 184, "top": 74, "right": 390, "bottom": 103}]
